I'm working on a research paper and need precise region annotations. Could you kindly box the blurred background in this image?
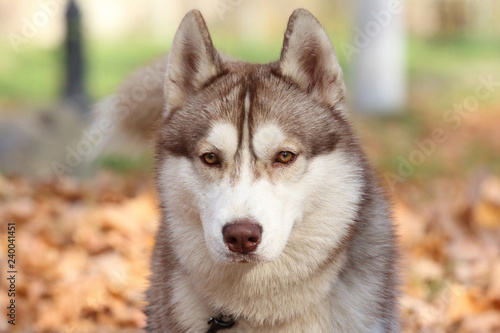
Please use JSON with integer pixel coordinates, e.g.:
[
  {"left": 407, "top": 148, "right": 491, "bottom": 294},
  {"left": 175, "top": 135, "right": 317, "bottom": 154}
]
[{"left": 0, "top": 0, "right": 499, "bottom": 332}]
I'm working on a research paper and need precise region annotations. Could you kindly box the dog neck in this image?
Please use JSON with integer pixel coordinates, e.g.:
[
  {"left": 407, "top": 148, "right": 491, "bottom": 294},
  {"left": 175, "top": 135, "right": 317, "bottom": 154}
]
[{"left": 177, "top": 241, "right": 349, "bottom": 328}]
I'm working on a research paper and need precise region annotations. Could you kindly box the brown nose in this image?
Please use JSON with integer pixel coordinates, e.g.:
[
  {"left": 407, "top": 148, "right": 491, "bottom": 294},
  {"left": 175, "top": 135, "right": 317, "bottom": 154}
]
[{"left": 222, "top": 221, "right": 262, "bottom": 254}]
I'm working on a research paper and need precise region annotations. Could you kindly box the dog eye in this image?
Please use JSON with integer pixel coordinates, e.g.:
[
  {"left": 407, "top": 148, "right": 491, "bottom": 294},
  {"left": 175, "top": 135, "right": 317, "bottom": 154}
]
[
  {"left": 275, "top": 151, "right": 295, "bottom": 164},
  {"left": 201, "top": 153, "right": 220, "bottom": 166}
]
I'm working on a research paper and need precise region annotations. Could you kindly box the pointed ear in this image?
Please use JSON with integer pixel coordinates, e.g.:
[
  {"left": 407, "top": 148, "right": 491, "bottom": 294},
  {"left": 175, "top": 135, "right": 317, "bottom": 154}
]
[
  {"left": 165, "top": 10, "right": 221, "bottom": 111},
  {"left": 279, "top": 9, "right": 345, "bottom": 107}
]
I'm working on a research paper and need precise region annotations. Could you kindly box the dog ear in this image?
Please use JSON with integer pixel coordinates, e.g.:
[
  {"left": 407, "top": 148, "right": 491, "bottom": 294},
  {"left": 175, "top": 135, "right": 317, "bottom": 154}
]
[
  {"left": 279, "top": 9, "right": 345, "bottom": 107},
  {"left": 165, "top": 10, "right": 221, "bottom": 112}
]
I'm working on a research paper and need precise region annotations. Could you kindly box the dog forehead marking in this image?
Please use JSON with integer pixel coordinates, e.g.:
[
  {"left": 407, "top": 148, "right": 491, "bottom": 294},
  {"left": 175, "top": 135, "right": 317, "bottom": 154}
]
[
  {"left": 206, "top": 122, "right": 238, "bottom": 157},
  {"left": 242, "top": 87, "right": 250, "bottom": 147},
  {"left": 252, "top": 124, "right": 285, "bottom": 160},
  {"left": 238, "top": 88, "right": 253, "bottom": 182}
]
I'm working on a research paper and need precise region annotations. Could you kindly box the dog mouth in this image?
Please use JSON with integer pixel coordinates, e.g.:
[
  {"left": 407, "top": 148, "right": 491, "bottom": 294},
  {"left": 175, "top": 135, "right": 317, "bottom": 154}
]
[
  {"left": 226, "top": 253, "right": 262, "bottom": 264},
  {"left": 236, "top": 259, "right": 250, "bottom": 264}
]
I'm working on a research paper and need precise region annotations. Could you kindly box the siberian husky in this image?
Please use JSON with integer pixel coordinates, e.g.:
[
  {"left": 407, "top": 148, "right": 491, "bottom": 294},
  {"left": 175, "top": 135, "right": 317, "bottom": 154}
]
[{"left": 130, "top": 8, "right": 400, "bottom": 333}]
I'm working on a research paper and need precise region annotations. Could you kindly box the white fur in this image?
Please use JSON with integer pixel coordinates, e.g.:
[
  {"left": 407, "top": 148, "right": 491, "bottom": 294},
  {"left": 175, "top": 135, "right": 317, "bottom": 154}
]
[
  {"left": 252, "top": 124, "right": 287, "bottom": 160},
  {"left": 204, "top": 123, "right": 239, "bottom": 158},
  {"left": 157, "top": 145, "right": 368, "bottom": 330}
]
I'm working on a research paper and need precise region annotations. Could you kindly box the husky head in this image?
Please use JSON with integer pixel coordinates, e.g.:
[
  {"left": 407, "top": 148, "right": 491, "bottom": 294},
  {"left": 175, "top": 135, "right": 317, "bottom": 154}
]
[{"left": 157, "top": 9, "right": 363, "bottom": 266}]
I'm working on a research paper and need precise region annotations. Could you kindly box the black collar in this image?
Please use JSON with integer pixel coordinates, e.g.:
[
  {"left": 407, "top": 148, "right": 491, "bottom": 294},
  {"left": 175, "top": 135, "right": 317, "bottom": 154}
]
[{"left": 207, "top": 313, "right": 236, "bottom": 333}]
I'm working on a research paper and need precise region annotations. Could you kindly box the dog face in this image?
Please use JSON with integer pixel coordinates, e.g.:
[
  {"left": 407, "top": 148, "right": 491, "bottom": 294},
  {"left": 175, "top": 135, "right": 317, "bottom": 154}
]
[{"left": 156, "top": 9, "right": 362, "bottom": 264}]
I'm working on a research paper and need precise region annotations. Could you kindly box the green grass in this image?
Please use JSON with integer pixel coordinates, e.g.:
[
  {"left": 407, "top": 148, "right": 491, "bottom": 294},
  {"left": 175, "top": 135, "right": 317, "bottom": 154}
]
[
  {"left": 95, "top": 153, "right": 153, "bottom": 174},
  {"left": 212, "top": 33, "right": 282, "bottom": 63},
  {"left": 0, "top": 42, "right": 63, "bottom": 106},
  {"left": 0, "top": 38, "right": 167, "bottom": 106},
  {"left": 2, "top": 35, "right": 499, "bottom": 108},
  {"left": 409, "top": 37, "right": 498, "bottom": 75},
  {"left": 408, "top": 36, "right": 500, "bottom": 110},
  {"left": 86, "top": 40, "right": 167, "bottom": 100}
]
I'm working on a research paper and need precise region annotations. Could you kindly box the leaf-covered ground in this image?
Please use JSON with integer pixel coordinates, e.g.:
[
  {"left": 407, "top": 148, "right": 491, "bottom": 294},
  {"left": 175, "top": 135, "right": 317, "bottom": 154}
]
[{"left": 1, "top": 167, "right": 500, "bottom": 332}]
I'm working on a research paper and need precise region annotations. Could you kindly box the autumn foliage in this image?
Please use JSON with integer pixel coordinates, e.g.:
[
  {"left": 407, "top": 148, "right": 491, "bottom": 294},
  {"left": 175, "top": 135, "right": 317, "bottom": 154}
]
[{"left": 1, "top": 168, "right": 500, "bottom": 332}]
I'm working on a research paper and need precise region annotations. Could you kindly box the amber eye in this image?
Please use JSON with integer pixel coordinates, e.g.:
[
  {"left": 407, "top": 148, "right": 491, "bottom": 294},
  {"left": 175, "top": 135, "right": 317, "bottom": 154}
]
[
  {"left": 275, "top": 151, "right": 295, "bottom": 164},
  {"left": 201, "top": 153, "right": 220, "bottom": 166}
]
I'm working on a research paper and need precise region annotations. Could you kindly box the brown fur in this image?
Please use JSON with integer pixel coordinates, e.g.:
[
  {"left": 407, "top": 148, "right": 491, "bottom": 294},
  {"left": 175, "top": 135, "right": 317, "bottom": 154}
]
[{"left": 101, "top": 8, "right": 401, "bottom": 332}]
